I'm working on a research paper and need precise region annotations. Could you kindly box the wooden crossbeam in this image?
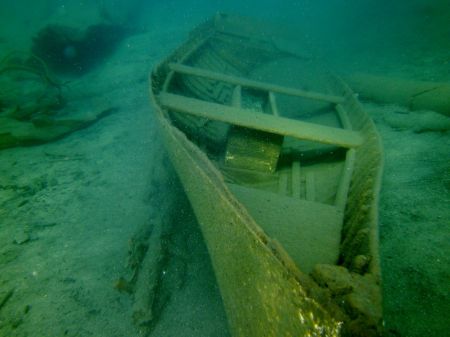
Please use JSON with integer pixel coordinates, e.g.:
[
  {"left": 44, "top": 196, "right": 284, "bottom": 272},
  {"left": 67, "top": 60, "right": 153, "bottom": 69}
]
[
  {"left": 158, "top": 92, "right": 363, "bottom": 148},
  {"left": 169, "top": 63, "right": 345, "bottom": 104}
]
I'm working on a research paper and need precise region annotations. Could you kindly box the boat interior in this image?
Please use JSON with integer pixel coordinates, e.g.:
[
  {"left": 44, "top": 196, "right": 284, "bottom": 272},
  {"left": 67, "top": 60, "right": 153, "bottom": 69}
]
[{"left": 152, "top": 14, "right": 379, "bottom": 275}]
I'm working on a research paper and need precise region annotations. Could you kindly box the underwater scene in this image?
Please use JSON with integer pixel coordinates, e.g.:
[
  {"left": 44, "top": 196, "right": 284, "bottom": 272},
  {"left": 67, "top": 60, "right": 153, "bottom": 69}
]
[{"left": 0, "top": 1, "right": 449, "bottom": 336}]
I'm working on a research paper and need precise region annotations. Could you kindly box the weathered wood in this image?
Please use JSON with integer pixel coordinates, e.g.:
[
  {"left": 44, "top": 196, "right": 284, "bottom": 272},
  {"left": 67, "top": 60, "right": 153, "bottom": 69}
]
[
  {"left": 346, "top": 72, "right": 450, "bottom": 117},
  {"left": 336, "top": 104, "right": 352, "bottom": 130},
  {"left": 162, "top": 36, "right": 211, "bottom": 92},
  {"left": 132, "top": 218, "right": 163, "bottom": 327},
  {"left": 228, "top": 183, "right": 343, "bottom": 273},
  {"left": 278, "top": 170, "right": 288, "bottom": 195},
  {"left": 159, "top": 92, "right": 363, "bottom": 148},
  {"left": 335, "top": 149, "right": 356, "bottom": 210},
  {"left": 292, "top": 161, "right": 301, "bottom": 198},
  {"left": 150, "top": 13, "right": 384, "bottom": 337},
  {"left": 0, "top": 108, "right": 115, "bottom": 150},
  {"left": 231, "top": 85, "right": 241, "bottom": 107},
  {"left": 169, "top": 63, "right": 345, "bottom": 104},
  {"left": 269, "top": 92, "right": 279, "bottom": 116},
  {"left": 335, "top": 104, "right": 356, "bottom": 210},
  {"left": 305, "top": 172, "right": 315, "bottom": 202}
]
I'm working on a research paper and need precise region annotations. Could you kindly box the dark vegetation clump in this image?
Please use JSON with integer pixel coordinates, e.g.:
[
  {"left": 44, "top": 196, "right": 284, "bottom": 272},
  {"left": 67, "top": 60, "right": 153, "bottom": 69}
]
[{"left": 31, "top": 23, "right": 128, "bottom": 75}]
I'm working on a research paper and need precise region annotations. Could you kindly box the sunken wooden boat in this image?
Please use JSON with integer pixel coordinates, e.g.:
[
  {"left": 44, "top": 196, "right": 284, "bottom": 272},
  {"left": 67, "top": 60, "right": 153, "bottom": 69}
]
[{"left": 150, "top": 13, "right": 383, "bottom": 337}]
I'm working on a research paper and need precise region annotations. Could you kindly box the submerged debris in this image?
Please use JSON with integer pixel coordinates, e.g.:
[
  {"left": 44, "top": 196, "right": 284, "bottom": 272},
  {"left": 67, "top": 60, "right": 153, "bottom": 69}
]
[
  {"left": 114, "top": 165, "right": 189, "bottom": 336},
  {"left": 12, "top": 231, "right": 30, "bottom": 245},
  {"left": 0, "top": 51, "right": 115, "bottom": 150},
  {"left": 0, "top": 288, "right": 14, "bottom": 313}
]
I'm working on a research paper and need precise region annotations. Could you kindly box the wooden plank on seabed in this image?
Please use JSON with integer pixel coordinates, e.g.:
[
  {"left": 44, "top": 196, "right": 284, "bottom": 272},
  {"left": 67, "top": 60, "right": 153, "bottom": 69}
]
[
  {"left": 158, "top": 93, "right": 363, "bottom": 148},
  {"left": 169, "top": 63, "right": 345, "bottom": 104}
]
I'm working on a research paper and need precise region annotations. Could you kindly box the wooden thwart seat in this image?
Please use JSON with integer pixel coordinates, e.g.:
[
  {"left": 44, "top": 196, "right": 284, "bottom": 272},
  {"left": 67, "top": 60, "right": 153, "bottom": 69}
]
[
  {"left": 169, "top": 63, "right": 345, "bottom": 104},
  {"left": 158, "top": 92, "right": 363, "bottom": 148}
]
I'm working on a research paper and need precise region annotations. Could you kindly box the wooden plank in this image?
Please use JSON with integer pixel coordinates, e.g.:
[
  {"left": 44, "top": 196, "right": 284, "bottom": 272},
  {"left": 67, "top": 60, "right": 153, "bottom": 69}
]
[
  {"left": 305, "top": 172, "right": 315, "bottom": 202},
  {"left": 291, "top": 161, "right": 301, "bottom": 198},
  {"left": 278, "top": 170, "right": 288, "bottom": 195},
  {"left": 335, "top": 148, "right": 356, "bottom": 210},
  {"left": 335, "top": 103, "right": 356, "bottom": 210},
  {"left": 162, "top": 37, "right": 211, "bottom": 92},
  {"left": 228, "top": 183, "right": 343, "bottom": 273},
  {"left": 169, "top": 63, "right": 345, "bottom": 104},
  {"left": 336, "top": 104, "right": 352, "bottom": 130},
  {"left": 269, "top": 92, "right": 279, "bottom": 116},
  {"left": 158, "top": 93, "right": 363, "bottom": 148},
  {"left": 231, "top": 85, "right": 241, "bottom": 107}
]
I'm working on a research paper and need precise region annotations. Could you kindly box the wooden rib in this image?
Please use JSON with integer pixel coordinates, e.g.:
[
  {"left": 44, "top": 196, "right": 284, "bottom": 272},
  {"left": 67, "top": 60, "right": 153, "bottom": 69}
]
[
  {"left": 268, "top": 92, "right": 279, "bottom": 116},
  {"left": 335, "top": 148, "right": 356, "bottom": 210},
  {"left": 336, "top": 104, "right": 352, "bottom": 130},
  {"left": 162, "top": 71, "right": 175, "bottom": 93},
  {"left": 162, "top": 37, "right": 211, "bottom": 92},
  {"left": 278, "top": 170, "right": 288, "bottom": 195},
  {"left": 169, "top": 63, "right": 345, "bottom": 104},
  {"left": 305, "top": 172, "right": 315, "bottom": 201},
  {"left": 231, "top": 85, "right": 242, "bottom": 107},
  {"left": 182, "top": 76, "right": 214, "bottom": 98},
  {"left": 158, "top": 93, "right": 363, "bottom": 148},
  {"left": 335, "top": 103, "right": 356, "bottom": 210},
  {"left": 292, "top": 161, "right": 301, "bottom": 198}
]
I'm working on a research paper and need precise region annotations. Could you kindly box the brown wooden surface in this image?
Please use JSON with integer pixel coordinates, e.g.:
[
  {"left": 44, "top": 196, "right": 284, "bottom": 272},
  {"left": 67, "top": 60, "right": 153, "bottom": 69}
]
[
  {"left": 169, "top": 62, "right": 345, "bottom": 104},
  {"left": 158, "top": 92, "right": 363, "bottom": 148}
]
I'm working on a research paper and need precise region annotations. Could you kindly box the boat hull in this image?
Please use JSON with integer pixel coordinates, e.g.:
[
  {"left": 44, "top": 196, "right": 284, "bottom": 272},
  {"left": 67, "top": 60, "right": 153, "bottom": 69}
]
[
  {"left": 155, "top": 110, "right": 341, "bottom": 336},
  {"left": 150, "top": 13, "right": 384, "bottom": 337}
]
